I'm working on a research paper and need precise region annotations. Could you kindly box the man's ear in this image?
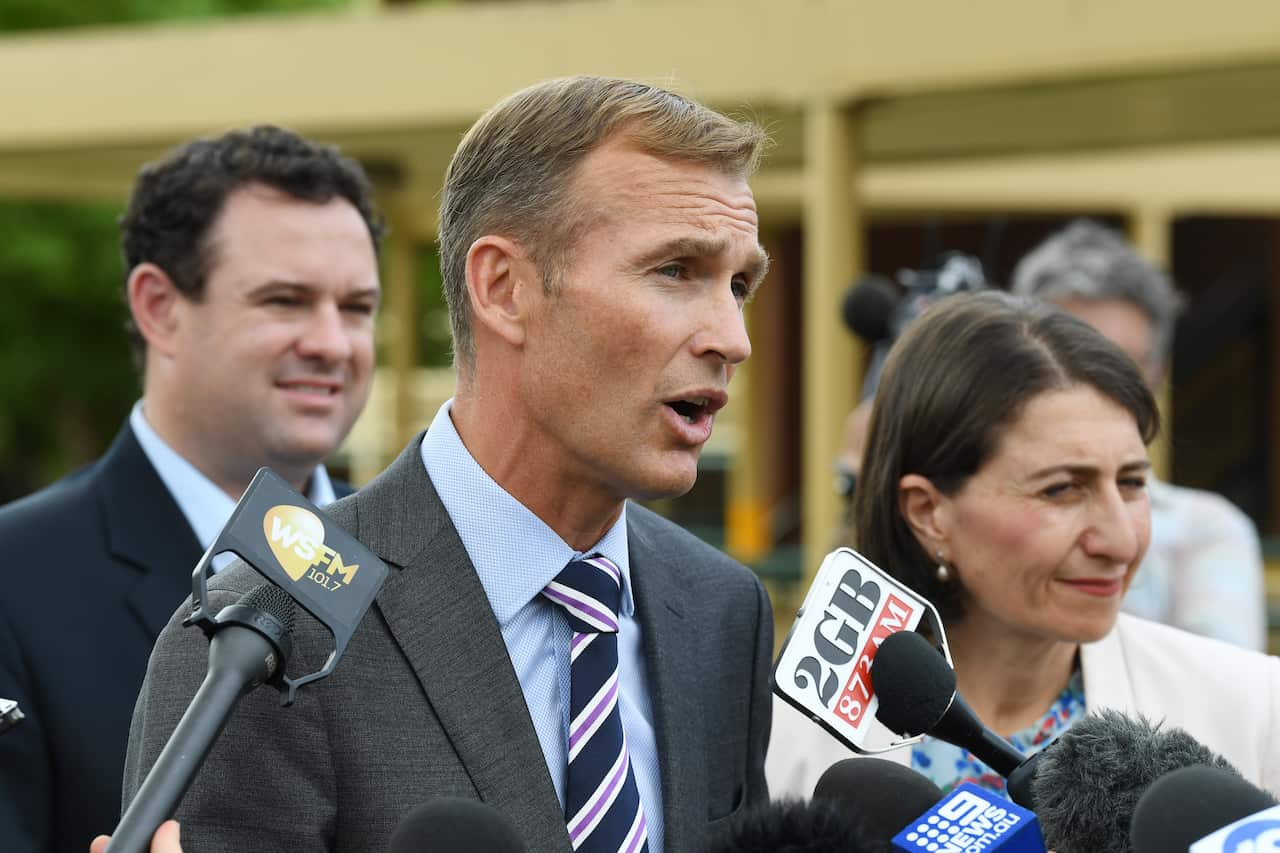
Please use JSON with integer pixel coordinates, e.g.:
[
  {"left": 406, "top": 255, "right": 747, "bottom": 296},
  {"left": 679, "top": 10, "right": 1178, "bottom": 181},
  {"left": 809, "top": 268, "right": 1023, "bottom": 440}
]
[
  {"left": 898, "top": 473, "right": 953, "bottom": 557},
  {"left": 465, "top": 235, "right": 536, "bottom": 348},
  {"left": 127, "top": 263, "right": 183, "bottom": 358}
]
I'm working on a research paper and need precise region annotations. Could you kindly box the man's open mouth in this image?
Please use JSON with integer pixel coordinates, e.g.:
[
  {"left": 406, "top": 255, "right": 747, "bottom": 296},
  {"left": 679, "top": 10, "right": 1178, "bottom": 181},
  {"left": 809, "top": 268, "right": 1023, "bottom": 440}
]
[{"left": 666, "top": 397, "right": 710, "bottom": 424}]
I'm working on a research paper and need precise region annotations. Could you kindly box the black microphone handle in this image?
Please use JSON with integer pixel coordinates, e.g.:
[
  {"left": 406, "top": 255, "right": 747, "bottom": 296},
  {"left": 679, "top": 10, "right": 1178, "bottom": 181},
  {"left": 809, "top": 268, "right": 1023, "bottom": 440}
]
[
  {"left": 106, "top": 623, "right": 279, "bottom": 853},
  {"left": 931, "top": 691, "right": 1026, "bottom": 778}
]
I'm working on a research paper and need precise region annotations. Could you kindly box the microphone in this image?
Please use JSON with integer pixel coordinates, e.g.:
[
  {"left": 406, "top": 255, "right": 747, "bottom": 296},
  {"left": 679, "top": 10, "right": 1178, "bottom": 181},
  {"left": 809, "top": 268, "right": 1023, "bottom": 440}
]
[
  {"left": 812, "top": 756, "right": 1047, "bottom": 851},
  {"left": 1031, "top": 709, "right": 1241, "bottom": 853},
  {"left": 707, "top": 798, "right": 877, "bottom": 853},
  {"left": 871, "top": 630, "right": 1027, "bottom": 781},
  {"left": 1130, "top": 765, "right": 1279, "bottom": 852},
  {"left": 842, "top": 274, "right": 901, "bottom": 343},
  {"left": 387, "top": 798, "right": 527, "bottom": 852},
  {"left": 813, "top": 757, "right": 944, "bottom": 844},
  {"left": 106, "top": 583, "right": 295, "bottom": 853}
]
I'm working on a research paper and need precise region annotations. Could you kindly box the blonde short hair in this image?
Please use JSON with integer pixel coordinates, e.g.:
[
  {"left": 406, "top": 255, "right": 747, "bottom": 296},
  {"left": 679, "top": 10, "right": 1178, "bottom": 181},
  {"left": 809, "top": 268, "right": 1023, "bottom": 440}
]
[{"left": 438, "top": 75, "right": 766, "bottom": 369}]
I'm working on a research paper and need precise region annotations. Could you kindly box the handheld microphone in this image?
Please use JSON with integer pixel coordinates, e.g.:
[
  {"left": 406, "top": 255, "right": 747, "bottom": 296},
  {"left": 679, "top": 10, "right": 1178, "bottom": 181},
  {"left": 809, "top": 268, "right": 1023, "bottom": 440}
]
[
  {"left": 1031, "top": 709, "right": 1240, "bottom": 853},
  {"left": 871, "top": 630, "right": 1028, "bottom": 782},
  {"left": 387, "top": 798, "right": 528, "bottom": 853},
  {"left": 1130, "top": 764, "right": 1279, "bottom": 853},
  {"left": 892, "top": 782, "right": 1046, "bottom": 853},
  {"left": 842, "top": 275, "right": 901, "bottom": 343},
  {"left": 106, "top": 583, "right": 295, "bottom": 853},
  {"left": 813, "top": 757, "right": 944, "bottom": 844},
  {"left": 707, "top": 798, "right": 877, "bottom": 853}
]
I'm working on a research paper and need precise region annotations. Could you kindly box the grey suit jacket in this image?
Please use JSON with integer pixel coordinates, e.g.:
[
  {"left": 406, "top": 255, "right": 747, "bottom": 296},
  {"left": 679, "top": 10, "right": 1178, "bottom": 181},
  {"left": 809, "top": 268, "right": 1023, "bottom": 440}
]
[{"left": 124, "top": 435, "right": 773, "bottom": 852}]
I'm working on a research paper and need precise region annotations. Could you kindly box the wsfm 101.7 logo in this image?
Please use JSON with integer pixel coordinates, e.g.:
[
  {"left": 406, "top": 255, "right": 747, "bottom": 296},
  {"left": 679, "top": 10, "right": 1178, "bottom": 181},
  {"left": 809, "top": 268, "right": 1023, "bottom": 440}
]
[{"left": 263, "top": 505, "right": 359, "bottom": 593}]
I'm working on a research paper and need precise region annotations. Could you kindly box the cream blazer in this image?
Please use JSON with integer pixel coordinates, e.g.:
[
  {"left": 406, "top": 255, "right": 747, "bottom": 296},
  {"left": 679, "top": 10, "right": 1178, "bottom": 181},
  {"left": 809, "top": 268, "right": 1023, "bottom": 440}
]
[{"left": 766, "top": 614, "right": 1280, "bottom": 798}]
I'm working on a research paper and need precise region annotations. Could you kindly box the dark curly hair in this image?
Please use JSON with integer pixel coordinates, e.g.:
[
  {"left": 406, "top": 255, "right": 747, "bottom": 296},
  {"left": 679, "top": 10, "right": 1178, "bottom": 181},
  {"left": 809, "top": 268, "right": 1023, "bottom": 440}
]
[
  {"left": 852, "top": 291, "right": 1159, "bottom": 623},
  {"left": 119, "top": 125, "right": 384, "bottom": 365}
]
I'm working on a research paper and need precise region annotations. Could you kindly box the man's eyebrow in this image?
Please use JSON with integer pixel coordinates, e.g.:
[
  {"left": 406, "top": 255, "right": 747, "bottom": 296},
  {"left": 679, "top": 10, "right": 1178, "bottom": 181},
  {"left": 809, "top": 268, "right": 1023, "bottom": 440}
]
[
  {"left": 246, "top": 280, "right": 381, "bottom": 301},
  {"left": 744, "top": 246, "right": 771, "bottom": 297},
  {"left": 633, "top": 236, "right": 772, "bottom": 290},
  {"left": 343, "top": 285, "right": 382, "bottom": 303}
]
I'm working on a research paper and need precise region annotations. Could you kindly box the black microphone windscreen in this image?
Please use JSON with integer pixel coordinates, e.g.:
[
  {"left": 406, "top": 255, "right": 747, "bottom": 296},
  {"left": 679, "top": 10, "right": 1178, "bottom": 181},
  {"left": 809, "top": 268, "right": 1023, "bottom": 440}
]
[
  {"left": 871, "top": 630, "right": 955, "bottom": 736},
  {"left": 842, "top": 275, "right": 901, "bottom": 342},
  {"left": 238, "top": 582, "right": 297, "bottom": 633},
  {"left": 813, "top": 757, "right": 944, "bottom": 843},
  {"left": 708, "top": 797, "right": 879, "bottom": 853},
  {"left": 387, "top": 797, "right": 527, "bottom": 853},
  {"left": 1130, "top": 764, "right": 1278, "bottom": 852},
  {"left": 1032, "top": 709, "right": 1240, "bottom": 853}
]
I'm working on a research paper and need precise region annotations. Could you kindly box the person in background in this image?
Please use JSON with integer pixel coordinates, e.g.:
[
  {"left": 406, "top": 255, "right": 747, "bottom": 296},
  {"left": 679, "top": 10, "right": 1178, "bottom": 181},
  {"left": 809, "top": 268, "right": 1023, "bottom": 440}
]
[
  {"left": 0, "top": 125, "right": 382, "bottom": 853},
  {"left": 1012, "top": 219, "right": 1266, "bottom": 651},
  {"left": 767, "top": 292, "right": 1280, "bottom": 799},
  {"left": 123, "top": 76, "right": 774, "bottom": 852}
]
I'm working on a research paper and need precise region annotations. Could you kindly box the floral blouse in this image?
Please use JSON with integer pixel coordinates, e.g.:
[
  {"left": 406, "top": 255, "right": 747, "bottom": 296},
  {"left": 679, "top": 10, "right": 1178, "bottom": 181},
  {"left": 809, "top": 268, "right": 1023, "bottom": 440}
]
[{"left": 910, "top": 670, "right": 1086, "bottom": 798}]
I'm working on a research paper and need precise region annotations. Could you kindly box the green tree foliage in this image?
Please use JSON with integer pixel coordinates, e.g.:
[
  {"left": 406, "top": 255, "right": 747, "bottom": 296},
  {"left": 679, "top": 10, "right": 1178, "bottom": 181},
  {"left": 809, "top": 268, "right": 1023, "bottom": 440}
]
[
  {"left": 0, "top": 0, "right": 348, "bottom": 33},
  {"left": 0, "top": 0, "right": 351, "bottom": 501},
  {"left": 416, "top": 244, "right": 455, "bottom": 368},
  {"left": 0, "top": 202, "right": 137, "bottom": 499}
]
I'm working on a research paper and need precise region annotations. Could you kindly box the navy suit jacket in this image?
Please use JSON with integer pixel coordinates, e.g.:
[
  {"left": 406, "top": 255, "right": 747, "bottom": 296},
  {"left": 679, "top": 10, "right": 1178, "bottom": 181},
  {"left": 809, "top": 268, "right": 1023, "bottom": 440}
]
[{"left": 0, "top": 424, "right": 351, "bottom": 853}]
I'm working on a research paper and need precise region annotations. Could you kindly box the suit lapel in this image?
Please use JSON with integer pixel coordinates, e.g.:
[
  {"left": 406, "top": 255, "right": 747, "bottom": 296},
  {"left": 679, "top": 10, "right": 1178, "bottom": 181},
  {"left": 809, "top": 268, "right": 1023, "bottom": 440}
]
[
  {"left": 356, "top": 438, "right": 569, "bottom": 850},
  {"left": 94, "top": 425, "right": 204, "bottom": 638},
  {"left": 628, "top": 511, "right": 702, "bottom": 853}
]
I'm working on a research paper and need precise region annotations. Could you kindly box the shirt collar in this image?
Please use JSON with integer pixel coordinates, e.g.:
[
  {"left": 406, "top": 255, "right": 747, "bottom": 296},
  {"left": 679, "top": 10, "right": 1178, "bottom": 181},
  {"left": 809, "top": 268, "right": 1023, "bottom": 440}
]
[
  {"left": 420, "top": 399, "right": 633, "bottom": 626},
  {"left": 130, "top": 400, "right": 336, "bottom": 550}
]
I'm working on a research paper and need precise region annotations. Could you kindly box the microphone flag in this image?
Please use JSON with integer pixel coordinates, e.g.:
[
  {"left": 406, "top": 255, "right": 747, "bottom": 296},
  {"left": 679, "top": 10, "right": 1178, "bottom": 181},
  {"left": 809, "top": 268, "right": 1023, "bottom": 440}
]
[
  {"left": 186, "top": 467, "right": 390, "bottom": 704},
  {"left": 892, "top": 782, "right": 1046, "bottom": 853},
  {"left": 772, "top": 547, "right": 948, "bottom": 754},
  {"left": 1189, "top": 804, "right": 1280, "bottom": 852}
]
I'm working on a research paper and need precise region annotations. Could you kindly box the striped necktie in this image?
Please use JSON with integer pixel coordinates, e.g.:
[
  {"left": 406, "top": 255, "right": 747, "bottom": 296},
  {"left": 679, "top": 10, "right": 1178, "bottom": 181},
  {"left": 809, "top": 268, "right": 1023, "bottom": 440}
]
[{"left": 542, "top": 555, "right": 650, "bottom": 853}]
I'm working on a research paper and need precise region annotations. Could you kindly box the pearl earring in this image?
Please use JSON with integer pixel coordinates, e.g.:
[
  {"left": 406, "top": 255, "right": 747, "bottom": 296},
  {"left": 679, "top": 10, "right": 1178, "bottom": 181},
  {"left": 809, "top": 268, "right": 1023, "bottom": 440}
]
[{"left": 935, "top": 552, "right": 951, "bottom": 583}]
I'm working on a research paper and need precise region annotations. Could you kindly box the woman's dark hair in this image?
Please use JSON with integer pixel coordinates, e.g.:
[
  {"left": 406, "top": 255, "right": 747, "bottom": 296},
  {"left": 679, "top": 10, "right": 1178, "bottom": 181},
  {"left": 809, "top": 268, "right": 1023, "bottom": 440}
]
[{"left": 852, "top": 290, "right": 1159, "bottom": 621}]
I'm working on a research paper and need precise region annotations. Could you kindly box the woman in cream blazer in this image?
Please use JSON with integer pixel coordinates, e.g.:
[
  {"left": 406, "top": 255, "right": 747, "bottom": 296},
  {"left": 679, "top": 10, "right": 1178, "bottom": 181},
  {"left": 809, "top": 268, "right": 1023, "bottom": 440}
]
[
  {"left": 767, "top": 612, "right": 1280, "bottom": 798},
  {"left": 769, "top": 292, "right": 1279, "bottom": 801}
]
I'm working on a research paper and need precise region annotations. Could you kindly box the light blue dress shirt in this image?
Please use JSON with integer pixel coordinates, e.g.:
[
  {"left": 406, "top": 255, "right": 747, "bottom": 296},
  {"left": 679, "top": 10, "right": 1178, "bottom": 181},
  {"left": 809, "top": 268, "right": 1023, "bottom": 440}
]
[
  {"left": 130, "top": 401, "right": 337, "bottom": 570},
  {"left": 421, "top": 400, "right": 665, "bottom": 853}
]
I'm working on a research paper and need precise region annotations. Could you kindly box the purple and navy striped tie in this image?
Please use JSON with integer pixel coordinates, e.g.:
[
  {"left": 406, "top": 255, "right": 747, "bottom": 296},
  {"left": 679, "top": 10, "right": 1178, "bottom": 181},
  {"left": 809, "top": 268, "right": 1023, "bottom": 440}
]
[{"left": 542, "top": 555, "right": 650, "bottom": 853}]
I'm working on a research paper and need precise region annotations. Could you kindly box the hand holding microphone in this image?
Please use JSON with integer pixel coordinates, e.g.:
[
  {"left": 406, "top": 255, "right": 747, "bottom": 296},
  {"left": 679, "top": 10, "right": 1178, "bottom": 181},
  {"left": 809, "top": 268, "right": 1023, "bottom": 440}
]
[
  {"left": 92, "top": 821, "right": 182, "bottom": 853},
  {"left": 95, "top": 788, "right": 533, "bottom": 853}
]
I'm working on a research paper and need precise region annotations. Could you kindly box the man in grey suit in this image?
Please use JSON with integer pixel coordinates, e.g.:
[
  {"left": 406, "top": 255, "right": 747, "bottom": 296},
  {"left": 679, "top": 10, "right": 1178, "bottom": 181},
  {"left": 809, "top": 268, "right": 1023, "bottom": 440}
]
[{"left": 124, "top": 76, "right": 774, "bottom": 852}]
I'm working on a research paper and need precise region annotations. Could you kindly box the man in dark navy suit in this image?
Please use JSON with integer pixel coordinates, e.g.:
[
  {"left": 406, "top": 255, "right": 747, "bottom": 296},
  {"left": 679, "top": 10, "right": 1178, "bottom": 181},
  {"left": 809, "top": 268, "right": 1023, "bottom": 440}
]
[{"left": 0, "top": 126, "right": 383, "bottom": 853}]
